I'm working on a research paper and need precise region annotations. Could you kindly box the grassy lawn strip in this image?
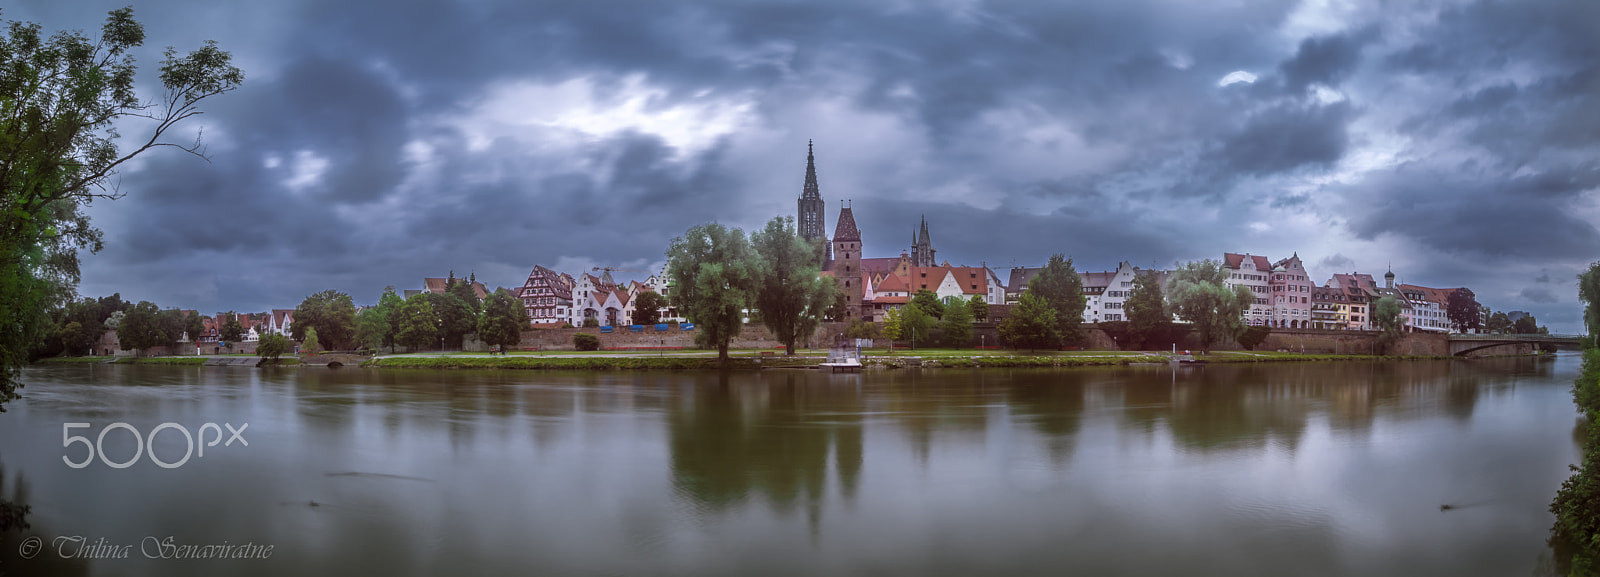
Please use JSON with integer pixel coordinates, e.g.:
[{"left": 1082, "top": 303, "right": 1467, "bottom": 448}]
[
  {"left": 34, "top": 356, "right": 114, "bottom": 364},
  {"left": 111, "top": 357, "right": 209, "bottom": 365},
  {"left": 1197, "top": 353, "right": 1455, "bottom": 363},
  {"left": 365, "top": 356, "right": 818, "bottom": 370}
]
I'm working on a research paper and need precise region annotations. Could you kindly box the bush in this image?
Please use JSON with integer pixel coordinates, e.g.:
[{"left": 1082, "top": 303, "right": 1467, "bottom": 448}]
[
  {"left": 573, "top": 333, "right": 600, "bottom": 351},
  {"left": 257, "top": 333, "right": 289, "bottom": 360},
  {"left": 1238, "top": 325, "right": 1272, "bottom": 351},
  {"left": 582, "top": 318, "right": 599, "bottom": 328}
]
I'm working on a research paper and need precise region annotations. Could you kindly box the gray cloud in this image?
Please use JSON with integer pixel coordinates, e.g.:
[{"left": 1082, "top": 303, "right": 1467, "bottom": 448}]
[{"left": 4, "top": 0, "right": 1593, "bottom": 332}]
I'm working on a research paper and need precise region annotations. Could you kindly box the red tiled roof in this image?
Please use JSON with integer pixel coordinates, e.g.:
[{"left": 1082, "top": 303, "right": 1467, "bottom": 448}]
[
  {"left": 875, "top": 273, "right": 910, "bottom": 293},
  {"left": 860, "top": 257, "right": 902, "bottom": 275},
  {"left": 872, "top": 295, "right": 910, "bottom": 304},
  {"left": 1224, "top": 253, "right": 1272, "bottom": 271},
  {"left": 1397, "top": 284, "right": 1460, "bottom": 305}
]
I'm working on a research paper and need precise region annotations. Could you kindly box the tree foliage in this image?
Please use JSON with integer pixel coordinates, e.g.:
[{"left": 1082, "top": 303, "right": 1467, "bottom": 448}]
[
  {"left": 478, "top": 289, "right": 526, "bottom": 351},
  {"left": 1514, "top": 315, "right": 1541, "bottom": 335},
  {"left": 881, "top": 307, "right": 903, "bottom": 342},
  {"left": 1030, "top": 254, "right": 1087, "bottom": 345},
  {"left": 751, "top": 216, "right": 837, "bottom": 355},
  {"left": 573, "top": 333, "right": 601, "bottom": 351},
  {"left": 0, "top": 8, "right": 242, "bottom": 411},
  {"left": 666, "top": 222, "right": 758, "bottom": 363},
  {"left": 844, "top": 318, "right": 880, "bottom": 340},
  {"left": 940, "top": 297, "right": 973, "bottom": 347},
  {"left": 631, "top": 290, "right": 667, "bottom": 326},
  {"left": 300, "top": 327, "right": 321, "bottom": 354},
  {"left": 1446, "top": 288, "right": 1482, "bottom": 333},
  {"left": 446, "top": 272, "right": 481, "bottom": 315},
  {"left": 396, "top": 295, "right": 437, "bottom": 351},
  {"left": 900, "top": 302, "right": 935, "bottom": 348},
  {"left": 968, "top": 295, "right": 989, "bottom": 323},
  {"left": 910, "top": 289, "right": 945, "bottom": 320},
  {"left": 354, "top": 307, "right": 387, "bottom": 351},
  {"left": 1164, "top": 259, "right": 1252, "bottom": 354},
  {"left": 1125, "top": 270, "right": 1169, "bottom": 349},
  {"left": 292, "top": 290, "right": 357, "bottom": 351},
  {"left": 1486, "top": 311, "right": 1513, "bottom": 334},
  {"left": 257, "top": 333, "right": 289, "bottom": 360},
  {"left": 1237, "top": 325, "right": 1272, "bottom": 351},
  {"left": 426, "top": 292, "right": 476, "bottom": 350},
  {"left": 998, "top": 291, "right": 1059, "bottom": 351},
  {"left": 219, "top": 312, "right": 244, "bottom": 343},
  {"left": 1372, "top": 296, "right": 1406, "bottom": 352}
]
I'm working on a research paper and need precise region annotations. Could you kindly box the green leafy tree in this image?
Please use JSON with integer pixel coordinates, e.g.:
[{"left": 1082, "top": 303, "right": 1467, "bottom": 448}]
[
  {"left": 292, "top": 290, "right": 357, "bottom": 351},
  {"left": 900, "top": 303, "right": 935, "bottom": 348},
  {"left": 219, "top": 312, "right": 244, "bottom": 343},
  {"left": 354, "top": 307, "right": 387, "bottom": 351},
  {"left": 478, "top": 289, "right": 526, "bottom": 352},
  {"left": 1486, "top": 311, "right": 1513, "bottom": 334},
  {"left": 1581, "top": 263, "right": 1600, "bottom": 340},
  {"left": 582, "top": 318, "right": 600, "bottom": 328},
  {"left": 1372, "top": 296, "right": 1406, "bottom": 352},
  {"left": 156, "top": 308, "right": 185, "bottom": 348},
  {"left": 844, "top": 318, "right": 881, "bottom": 340},
  {"left": 910, "top": 289, "right": 945, "bottom": 320},
  {"left": 1446, "top": 288, "right": 1482, "bottom": 333},
  {"left": 998, "top": 291, "right": 1059, "bottom": 351},
  {"left": 425, "top": 292, "right": 476, "bottom": 350},
  {"left": 751, "top": 216, "right": 837, "bottom": 355},
  {"left": 1514, "top": 315, "right": 1540, "bottom": 335},
  {"left": 257, "top": 333, "right": 288, "bottom": 360},
  {"left": 116, "top": 301, "right": 166, "bottom": 354},
  {"left": 666, "top": 222, "right": 759, "bottom": 363},
  {"left": 396, "top": 295, "right": 437, "bottom": 351},
  {"left": 1030, "top": 254, "right": 1088, "bottom": 345},
  {"left": 940, "top": 298, "right": 973, "bottom": 347},
  {"left": 1164, "top": 259, "right": 1253, "bottom": 354},
  {"left": 446, "top": 272, "right": 482, "bottom": 315},
  {"left": 1237, "top": 325, "right": 1273, "bottom": 351},
  {"left": 573, "top": 333, "right": 601, "bottom": 351},
  {"left": 58, "top": 322, "right": 87, "bottom": 356},
  {"left": 631, "top": 290, "right": 668, "bottom": 326},
  {"left": 182, "top": 312, "right": 204, "bottom": 344},
  {"left": 881, "top": 307, "right": 903, "bottom": 342},
  {"left": 968, "top": 295, "right": 989, "bottom": 323},
  {"left": 0, "top": 8, "right": 243, "bottom": 413},
  {"left": 300, "top": 327, "right": 322, "bottom": 354},
  {"left": 1126, "top": 271, "right": 1168, "bottom": 349},
  {"left": 376, "top": 286, "right": 403, "bottom": 351}
]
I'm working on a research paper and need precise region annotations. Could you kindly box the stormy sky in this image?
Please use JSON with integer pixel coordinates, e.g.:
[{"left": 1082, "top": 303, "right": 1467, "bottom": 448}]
[{"left": 9, "top": 0, "right": 1599, "bottom": 331}]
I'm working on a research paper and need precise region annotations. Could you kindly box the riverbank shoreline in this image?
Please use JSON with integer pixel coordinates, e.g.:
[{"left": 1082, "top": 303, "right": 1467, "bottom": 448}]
[{"left": 36, "top": 350, "right": 1549, "bottom": 371}]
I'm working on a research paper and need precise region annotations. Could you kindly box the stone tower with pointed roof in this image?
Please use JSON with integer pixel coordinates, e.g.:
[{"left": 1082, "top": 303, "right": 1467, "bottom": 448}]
[
  {"left": 833, "top": 201, "right": 862, "bottom": 320},
  {"left": 797, "top": 140, "right": 829, "bottom": 262},
  {"left": 912, "top": 215, "right": 937, "bottom": 267}
]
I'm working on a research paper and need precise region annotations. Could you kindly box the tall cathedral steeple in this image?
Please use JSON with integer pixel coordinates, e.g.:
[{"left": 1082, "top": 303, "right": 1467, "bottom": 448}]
[
  {"left": 912, "top": 215, "right": 937, "bottom": 267},
  {"left": 798, "top": 140, "right": 827, "bottom": 241}
]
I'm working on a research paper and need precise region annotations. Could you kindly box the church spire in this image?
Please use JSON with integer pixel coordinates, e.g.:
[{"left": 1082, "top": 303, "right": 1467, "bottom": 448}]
[{"left": 801, "top": 139, "right": 821, "bottom": 201}]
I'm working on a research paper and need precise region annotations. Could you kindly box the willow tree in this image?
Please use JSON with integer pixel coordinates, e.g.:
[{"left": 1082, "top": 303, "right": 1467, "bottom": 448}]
[
  {"left": 1164, "top": 259, "right": 1253, "bottom": 354},
  {"left": 0, "top": 7, "right": 243, "bottom": 412},
  {"left": 666, "top": 222, "right": 758, "bottom": 363},
  {"left": 751, "top": 216, "right": 837, "bottom": 355}
]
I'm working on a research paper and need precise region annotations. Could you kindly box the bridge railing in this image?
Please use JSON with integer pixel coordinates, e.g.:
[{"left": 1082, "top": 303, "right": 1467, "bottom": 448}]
[{"left": 1448, "top": 333, "right": 1585, "bottom": 341}]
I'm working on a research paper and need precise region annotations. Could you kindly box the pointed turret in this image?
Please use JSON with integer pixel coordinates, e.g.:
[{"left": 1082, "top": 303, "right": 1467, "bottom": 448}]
[{"left": 834, "top": 202, "right": 860, "bottom": 242}]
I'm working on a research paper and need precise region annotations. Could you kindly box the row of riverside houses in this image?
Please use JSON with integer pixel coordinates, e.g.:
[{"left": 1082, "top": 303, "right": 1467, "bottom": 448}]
[
  {"left": 184, "top": 273, "right": 490, "bottom": 349},
  {"left": 510, "top": 142, "right": 1470, "bottom": 333},
  {"left": 1006, "top": 252, "right": 1462, "bottom": 333}
]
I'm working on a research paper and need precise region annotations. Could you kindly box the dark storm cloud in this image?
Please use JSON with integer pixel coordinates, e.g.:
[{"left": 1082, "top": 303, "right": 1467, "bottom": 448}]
[
  {"left": 4, "top": 0, "right": 1593, "bottom": 331},
  {"left": 1521, "top": 287, "right": 1558, "bottom": 304},
  {"left": 1278, "top": 29, "right": 1375, "bottom": 92}
]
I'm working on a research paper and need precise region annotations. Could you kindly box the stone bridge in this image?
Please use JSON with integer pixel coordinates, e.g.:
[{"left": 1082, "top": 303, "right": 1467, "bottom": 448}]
[{"left": 1447, "top": 334, "right": 1585, "bottom": 356}]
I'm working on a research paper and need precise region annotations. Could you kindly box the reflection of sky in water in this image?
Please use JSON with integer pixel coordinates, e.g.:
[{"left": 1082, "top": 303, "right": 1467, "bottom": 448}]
[{"left": 0, "top": 355, "right": 1581, "bottom": 576}]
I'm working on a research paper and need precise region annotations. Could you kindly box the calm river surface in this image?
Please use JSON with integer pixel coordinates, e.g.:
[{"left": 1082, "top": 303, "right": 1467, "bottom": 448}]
[{"left": 0, "top": 355, "right": 1584, "bottom": 576}]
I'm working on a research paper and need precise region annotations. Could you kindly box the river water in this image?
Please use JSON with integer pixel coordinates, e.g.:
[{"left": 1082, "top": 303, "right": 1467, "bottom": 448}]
[{"left": 0, "top": 355, "right": 1583, "bottom": 576}]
